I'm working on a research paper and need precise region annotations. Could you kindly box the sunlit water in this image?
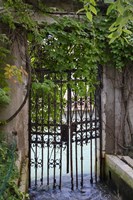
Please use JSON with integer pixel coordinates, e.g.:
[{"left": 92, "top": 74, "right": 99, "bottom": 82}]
[
  {"left": 29, "top": 174, "right": 119, "bottom": 200},
  {"left": 30, "top": 138, "right": 119, "bottom": 199},
  {"left": 30, "top": 144, "right": 119, "bottom": 200}
]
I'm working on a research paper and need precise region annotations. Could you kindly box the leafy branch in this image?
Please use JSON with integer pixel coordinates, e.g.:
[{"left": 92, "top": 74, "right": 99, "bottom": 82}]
[
  {"left": 77, "top": 0, "right": 97, "bottom": 22},
  {"left": 81, "top": 0, "right": 133, "bottom": 43},
  {"left": 107, "top": 0, "right": 133, "bottom": 43}
]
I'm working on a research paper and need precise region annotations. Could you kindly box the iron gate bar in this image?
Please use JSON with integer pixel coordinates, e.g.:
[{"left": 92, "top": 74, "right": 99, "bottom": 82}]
[
  {"left": 85, "top": 86, "right": 88, "bottom": 146},
  {"left": 74, "top": 77, "right": 78, "bottom": 189},
  {"left": 30, "top": 134, "right": 100, "bottom": 144},
  {"left": 80, "top": 97, "right": 83, "bottom": 188},
  {"left": 59, "top": 74, "right": 63, "bottom": 189},
  {"left": 29, "top": 83, "right": 31, "bottom": 188},
  {"left": 47, "top": 81, "right": 50, "bottom": 186},
  {"left": 53, "top": 73, "right": 57, "bottom": 189},
  {"left": 90, "top": 93, "right": 93, "bottom": 184},
  {"left": 47, "top": 73, "right": 51, "bottom": 186},
  {"left": 30, "top": 118, "right": 100, "bottom": 127},
  {"left": 67, "top": 73, "right": 70, "bottom": 175},
  {"left": 35, "top": 91, "right": 38, "bottom": 187},
  {"left": 41, "top": 86, "right": 44, "bottom": 186},
  {"left": 94, "top": 92, "right": 97, "bottom": 183},
  {"left": 29, "top": 67, "right": 102, "bottom": 190},
  {"left": 68, "top": 71, "right": 74, "bottom": 190}
]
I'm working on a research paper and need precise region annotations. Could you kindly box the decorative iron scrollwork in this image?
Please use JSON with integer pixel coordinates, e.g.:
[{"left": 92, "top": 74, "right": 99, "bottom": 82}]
[
  {"left": 29, "top": 68, "right": 102, "bottom": 190},
  {"left": 61, "top": 124, "right": 68, "bottom": 142}
]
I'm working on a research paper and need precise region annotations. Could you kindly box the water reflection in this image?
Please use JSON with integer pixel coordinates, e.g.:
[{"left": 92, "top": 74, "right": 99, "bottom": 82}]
[{"left": 30, "top": 175, "right": 118, "bottom": 200}]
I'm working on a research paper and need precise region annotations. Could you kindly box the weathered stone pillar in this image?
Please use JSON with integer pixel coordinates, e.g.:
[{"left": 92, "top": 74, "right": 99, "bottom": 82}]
[
  {"left": 102, "top": 66, "right": 115, "bottom": 154},
  {"left": 0, "top": 30, "right": 29, "bottom": 160},
  {"left": 102, "top": 65, "right": 133, "bottom": 156}
]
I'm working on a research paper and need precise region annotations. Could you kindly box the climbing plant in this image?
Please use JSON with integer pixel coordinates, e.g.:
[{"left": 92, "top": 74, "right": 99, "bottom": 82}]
[
  {"left": 0, "top": 138, "right": 29, "bottom": 199},
  {"left": 0, "top": 0, "right": 132, "bottom": 195},
  {"left": 0, "top": 0, "right": 133, "bottom": 109},
  {"left": 29, "top": 17, "right": 99, "bottom": 90},
  {"left": 0, "top": 0, "right": 40, "bottom": 108},
  {"left": 29, "top": 15, "right": 133, "bottom": 76},
  {"left": 0, "top": 0, "right": 132, "bottom": 115},
  {"left": 0, "top": 33, "right": 10, "bottom": 107},
  {"left": 28, "top": 14, "right": 133, "bottom": 124},
  {"left": 81, "top": 0, "right": 133, "bottom": 43}
]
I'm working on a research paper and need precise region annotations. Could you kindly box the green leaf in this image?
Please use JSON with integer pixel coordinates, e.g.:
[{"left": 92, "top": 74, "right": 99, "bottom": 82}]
[
  {"left": 114, "top": 16, "right": 123, "bottom": 26},
  {"left": 109, "top": 21, "right": 117, "bottom": 31},
  {"left": 107, "top": 3, "right": 116, "bottom": 15},
  {"left": 113, "top": 30, "right": 122, "bottom": 38},
  {"left": 117, "top": 0, "right": 125, "bottom": 15},
  {"left": 119, "top": 37, "right": 125, "bottom": 46},
  {"left": 89, "top": 5, "right": 97, "bottom": 15},
  {"left": 115, "top": 16, "right": 128, "bottom": 27},
  {"left": 109, "top": 27, "right": 118, "bottom": 32},
  {"left": 86, "top": 12, "right": 93, "bottom": 22},
  {"left": 109, "top": 37, "right": 117, "bottom": 44},
  {"left": 109, "top": 15, "right": 128, "bottom": 33},
  {"left": 108, "top": 29, "right": 122, "bottom": 43},
  {"left": 123, "top": 36, "right": 130, "bottom": 44},
  {"left": 108, "top": 32, "right": 114, "bottom": 39},
  {"left": 76, "top": 8, "right": 85, "bottom": 14},
  {"left": 90, "top": 0, "right": 96, "bottom": 6},
  {"left": 123, "top": 29, "right": 132, "bottom": 35}
]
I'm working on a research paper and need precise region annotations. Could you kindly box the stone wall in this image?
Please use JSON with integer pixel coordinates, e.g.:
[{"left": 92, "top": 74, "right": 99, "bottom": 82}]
[
  {"left": 102, "top": 66, "right": 133, "bottom": 156},
  {"left": 0, "top": 0, "right": 83, "bottom": 192},
  {"left": 27, "top": 0, "right": 82, "bottom": 12},
  {"left": 0, "top": 30, "right": 29, "bottom": 160},
  {"left": 0, "top": 1, "right": 133, "bottom": 191}
]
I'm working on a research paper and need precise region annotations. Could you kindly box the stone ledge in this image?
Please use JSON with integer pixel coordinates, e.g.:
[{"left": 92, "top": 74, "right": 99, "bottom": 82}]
[
  {"left": 119, "top": 156, "right": 133, "bottom": 169},
  {"left": 105, "top": 154, "right": 133, "bottom": 190}
]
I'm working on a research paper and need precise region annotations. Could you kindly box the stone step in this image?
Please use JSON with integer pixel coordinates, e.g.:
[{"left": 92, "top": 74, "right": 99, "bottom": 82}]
[
  {"left": 106, "top": 154, "right": 133, "bottom": 189},
  {"left": 120, "top": 156, "right": 133, "bottom": 169}
]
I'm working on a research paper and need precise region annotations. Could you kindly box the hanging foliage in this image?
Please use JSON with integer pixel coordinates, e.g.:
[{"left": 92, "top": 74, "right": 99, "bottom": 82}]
[
  {"left": 29, "top": 17, "right": 100, "bottom": 95},
  {"left": 0, "top": 0, "right": 132, "bottom": 107}
]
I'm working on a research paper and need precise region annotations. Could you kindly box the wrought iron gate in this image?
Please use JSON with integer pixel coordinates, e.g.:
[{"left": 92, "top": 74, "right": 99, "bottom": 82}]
[{"left": 29, "top": 68, "right": 102, "bottom": 190}]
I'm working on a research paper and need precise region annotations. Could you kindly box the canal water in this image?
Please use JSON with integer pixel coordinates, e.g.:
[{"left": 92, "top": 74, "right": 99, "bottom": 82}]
[
  {"left": 30, "top": 141, "right": 119, "bottom": 200},
  {"left": 30, "top": 111, "right": 119, "bottom": 200},
  {"left": 29, "top": 174, "right": 119, "bottom": 200}
]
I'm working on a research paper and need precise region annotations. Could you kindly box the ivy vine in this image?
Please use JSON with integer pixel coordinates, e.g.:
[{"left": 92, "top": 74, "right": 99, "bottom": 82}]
[
  {"left": 30, "top": 17, "right": 99, "bottom": 92},
  {"left": 0, "top": 0, "right": 133, "bottom": 108},
  {"left": 0, "top": 136, "right": 29, "bottom": 199},
  {"left": 0, "top": 0, "right": 132, "bottom": 196}
]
